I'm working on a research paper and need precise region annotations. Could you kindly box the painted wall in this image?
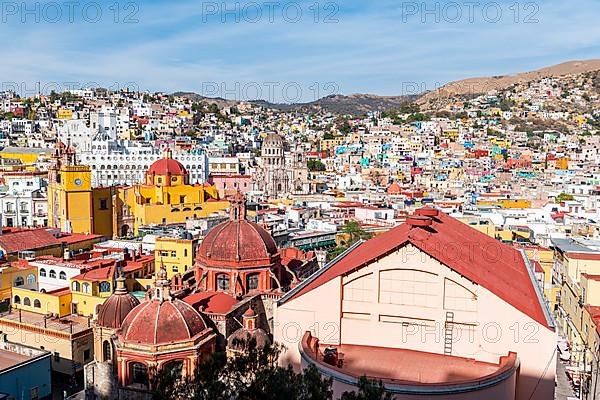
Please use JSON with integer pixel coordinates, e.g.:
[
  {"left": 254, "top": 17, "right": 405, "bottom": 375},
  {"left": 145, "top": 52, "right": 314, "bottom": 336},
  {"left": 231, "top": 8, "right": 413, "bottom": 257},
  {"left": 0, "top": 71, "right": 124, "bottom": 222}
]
[{"left": 275, "top": 243, "right": 555, "bottom": 400}]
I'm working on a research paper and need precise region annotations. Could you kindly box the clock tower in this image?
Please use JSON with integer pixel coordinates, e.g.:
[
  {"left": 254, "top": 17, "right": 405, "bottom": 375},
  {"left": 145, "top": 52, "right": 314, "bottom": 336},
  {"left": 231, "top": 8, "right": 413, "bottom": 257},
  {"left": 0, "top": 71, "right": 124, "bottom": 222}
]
[{"left": 48, "top": 141, "right": 113, "bottom": 236}]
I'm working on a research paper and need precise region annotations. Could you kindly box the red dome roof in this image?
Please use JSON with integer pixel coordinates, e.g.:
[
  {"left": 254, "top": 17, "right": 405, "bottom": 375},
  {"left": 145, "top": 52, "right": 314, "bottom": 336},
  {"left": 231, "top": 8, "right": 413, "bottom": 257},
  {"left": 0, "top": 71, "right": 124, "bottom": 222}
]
[
  {"left": 147, "top": 157, "right": 187, "bottom": 176},
  {"left": 96, "top": 282, "right": 140, "bottom": 329},
  {"left": 119, "top": 299, "right": 208, "bottom": 345},
  {"left": 387, "top": 182, "right": 402, "bottom": 194},
  {"left": 197, "top": 220, "right": 278, "bottom": 268}
]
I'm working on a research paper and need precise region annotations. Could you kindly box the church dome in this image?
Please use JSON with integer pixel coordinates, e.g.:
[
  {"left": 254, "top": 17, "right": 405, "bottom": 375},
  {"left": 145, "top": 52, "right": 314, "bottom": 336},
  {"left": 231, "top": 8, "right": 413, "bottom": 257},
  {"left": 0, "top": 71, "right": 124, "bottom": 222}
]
[
  {"left": 387, "top": 182, "right": 402, "bottom": 195},
  {"left": 147, "top": 157, "right": 187, "bottom": 177},
  {"left": 263, "top": 133, "right": 284, "bottom": 148},
  {"left": 119, "top": 299, "right": 208, "bottom": 345},
  {"left": 196, "top": 192, "right": 279, "bottom": 268},
  {"left": 118, "top": 265, "right": 210, "bottom": 346},
  {"left": 96, "top": 276, "right": 140, "bottom": 329}
]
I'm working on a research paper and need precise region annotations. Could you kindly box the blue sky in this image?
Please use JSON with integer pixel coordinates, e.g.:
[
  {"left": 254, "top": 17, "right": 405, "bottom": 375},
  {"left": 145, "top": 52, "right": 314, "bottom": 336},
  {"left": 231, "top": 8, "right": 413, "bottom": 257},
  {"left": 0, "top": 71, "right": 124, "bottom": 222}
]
[{"left": 1, "top": 0, "right": 599, "bottom": 102}]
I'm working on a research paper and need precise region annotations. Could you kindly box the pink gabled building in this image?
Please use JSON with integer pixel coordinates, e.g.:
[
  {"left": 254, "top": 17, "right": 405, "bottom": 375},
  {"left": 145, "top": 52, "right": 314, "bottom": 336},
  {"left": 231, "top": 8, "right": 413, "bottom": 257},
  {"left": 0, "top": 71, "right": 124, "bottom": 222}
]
[{"left": 274, "top": 208, "right": 556, "bottom": 400}]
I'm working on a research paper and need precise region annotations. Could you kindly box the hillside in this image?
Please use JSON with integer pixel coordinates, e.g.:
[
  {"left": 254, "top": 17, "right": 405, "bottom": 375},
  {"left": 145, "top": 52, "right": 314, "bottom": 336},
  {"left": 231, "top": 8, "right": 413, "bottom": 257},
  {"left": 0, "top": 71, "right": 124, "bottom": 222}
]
[{"left": 418, "top": 59, "right": 600, "bottom": 109}]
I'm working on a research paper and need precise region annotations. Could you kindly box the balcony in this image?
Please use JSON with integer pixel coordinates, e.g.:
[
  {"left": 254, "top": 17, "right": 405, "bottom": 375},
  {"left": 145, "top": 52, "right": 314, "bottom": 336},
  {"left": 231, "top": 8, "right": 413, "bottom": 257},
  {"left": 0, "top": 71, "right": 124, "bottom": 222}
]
[{"left": 300, "top": 332, "right": 519, "bottom": 396}]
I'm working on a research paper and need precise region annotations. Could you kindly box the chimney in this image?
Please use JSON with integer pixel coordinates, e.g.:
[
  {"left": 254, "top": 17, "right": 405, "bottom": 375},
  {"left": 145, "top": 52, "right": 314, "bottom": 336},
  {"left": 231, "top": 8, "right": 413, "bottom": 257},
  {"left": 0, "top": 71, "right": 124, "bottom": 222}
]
[{"left": 64, "top": 248, "right": 71, "bottom": 260}]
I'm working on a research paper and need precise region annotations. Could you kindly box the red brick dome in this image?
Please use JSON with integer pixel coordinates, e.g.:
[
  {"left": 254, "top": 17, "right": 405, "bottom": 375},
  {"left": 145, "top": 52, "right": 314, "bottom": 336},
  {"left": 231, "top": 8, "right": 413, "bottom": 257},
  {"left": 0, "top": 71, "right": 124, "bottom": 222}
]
[
  {"left": 96, "top": 277, "right": 140, "bottom": 329},
  {"left": 119, "top": 299, "right": 208, "bottom": 345},
  {"left": 196, "top": 191, "right": 279, "bottom": 268},
  {"left": 147, "top": 157, "right": 187, "bottom": 177}
]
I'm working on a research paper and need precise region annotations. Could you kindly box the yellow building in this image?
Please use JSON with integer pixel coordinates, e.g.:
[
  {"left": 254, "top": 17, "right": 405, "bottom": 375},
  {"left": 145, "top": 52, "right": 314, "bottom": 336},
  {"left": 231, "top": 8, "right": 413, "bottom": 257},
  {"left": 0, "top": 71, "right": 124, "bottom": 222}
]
[
  {"left": 522, "top": 245, "right": 558, "bottom": 308},
  {"left": 556, "top": 157, "right": 569, "bottom": 170},
  {"left": 12, "top": 286, "right": 72, "bottom": 317},
  {"left": 70, "top": 264, "right": 115, "bottom": 317},
  {"left": 0, "top": 263, "right": 38, "bottom": 303},
  {"left": 476, "top": 198, "right": 532, "bottom": 209},
  {"left": 47, "top": 142, "right": 113, "bottom": 236},
  {"left": 113, "top": 149, "right": 229, "bottom": 236},
  {"left": 57, "top": 109, "right": 74, "bottom": 119},
  {"left": 154, "top": 236, "right": 198, "bottom": 279},
  {"left": 0, "top": 146, "right": 53, "bottom": 165},
  {"left": 48, "top": 143, "right": 229, "bottom": 238}
]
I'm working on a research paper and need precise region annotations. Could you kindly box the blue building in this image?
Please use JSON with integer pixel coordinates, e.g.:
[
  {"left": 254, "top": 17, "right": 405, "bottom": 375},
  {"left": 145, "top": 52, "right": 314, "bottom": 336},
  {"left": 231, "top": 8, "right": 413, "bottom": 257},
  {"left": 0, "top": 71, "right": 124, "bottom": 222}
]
[{"left": 0, "top": 339, "right": 51, "bottom": 400}]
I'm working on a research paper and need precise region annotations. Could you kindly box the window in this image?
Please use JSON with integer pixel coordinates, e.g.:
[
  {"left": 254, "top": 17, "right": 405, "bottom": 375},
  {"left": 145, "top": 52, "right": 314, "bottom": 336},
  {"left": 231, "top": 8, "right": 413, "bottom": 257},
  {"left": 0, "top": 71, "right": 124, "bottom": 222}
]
[
  {"left": 82, "top": 283, "right": 91, "bottom": 294},
  {"left": 30, "top": 387, "right": 39, "bottom": 400},
  {"left": 343, "top": 273, "right": 374, "bottom": 302},
  {"left": 39, "top": 268, "right": 46, "bottom": 277},
  {"left": 184, "top": 249, "right": 188, "bottom": 257},
  {"left": 444, "top": 279, "right": 477, "bottom": 312},
  {"left": 26, "top": 274, "right": 35, "bottom": 285},
  {"left": 23, "top": 297, "right": 31, "bottom": 306},
  {"left": 84, "top": 349, "right": 91, "bottom": 361},
  {"left": 99, "top": 199, "right": 108, "bottom": 210},
  {"left": 14, "top": 295, "right": 20, "bottom": 304},
  {"left": 34, "top": 299, "right": 41, "bottom": 308},
  {"left": 59, "top": 271, "right": 66, "bottom": 280},
  {"left": 246, "top": 273, "right": 260, "bottom": 291},
  {"left": 132, "top": 362, "right": 148, "bottom": 385},
  {"left": 14, "top": 276, "right": 24, "bottom": 286},
  {"left": 171, "top": 251, "right": 176, "bottom": 257},
  {"left": 54, "top": 352, "right": 60, "bottom": 362},
  {"left": 216, "top": 274, "right": 230, "bottom": 291},
  {"left": 379, "top": 269, "right": 438, "bottom": 307},
  {"left": 172, "top": 266, "right": 178, "bottom": 273},
  {"left": 72, "top": 281, "right": 81, "bottom": 292},
  {"left": 49, "top": 270, "right": 56, "bottom": 278},
  {"left": 103, "top": 340, "right": 111, "bottom": 361},
  {"left": 99, "top": 282, "right": 111, "bottom": 293}
]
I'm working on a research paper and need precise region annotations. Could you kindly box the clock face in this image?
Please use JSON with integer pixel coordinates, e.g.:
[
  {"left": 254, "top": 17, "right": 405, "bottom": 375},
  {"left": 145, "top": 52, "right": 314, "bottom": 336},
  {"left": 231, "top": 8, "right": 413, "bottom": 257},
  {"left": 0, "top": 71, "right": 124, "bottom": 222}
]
[{"left": 74, "top": 178, "right": 83, "bottom": 186}]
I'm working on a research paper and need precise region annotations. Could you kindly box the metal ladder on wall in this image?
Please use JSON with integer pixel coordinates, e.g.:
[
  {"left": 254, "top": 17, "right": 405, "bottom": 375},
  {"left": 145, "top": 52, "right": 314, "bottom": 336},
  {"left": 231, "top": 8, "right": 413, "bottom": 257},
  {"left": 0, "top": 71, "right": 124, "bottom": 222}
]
[{"left": 444, "top": 311, "right": 454, "bottom": 355}]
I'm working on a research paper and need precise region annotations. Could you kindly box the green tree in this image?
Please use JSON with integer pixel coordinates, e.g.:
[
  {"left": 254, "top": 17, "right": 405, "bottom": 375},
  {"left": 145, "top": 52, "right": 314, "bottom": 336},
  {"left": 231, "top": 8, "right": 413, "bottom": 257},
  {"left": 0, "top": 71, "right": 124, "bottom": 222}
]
[
  {"left": 556, "top": 193, "right": 575, "bottom": 203},
  {"left": 152, "top": 339, "right": 333, "bottom": 400},
  {"left": 340, "top": 377, "right": 392, "bottom": 400},
  {"left": 208, "top": 103, "right": 220, "bottom": 114},
  {"left": 307, "top": 159, "right": 326, "bottom": 172}
]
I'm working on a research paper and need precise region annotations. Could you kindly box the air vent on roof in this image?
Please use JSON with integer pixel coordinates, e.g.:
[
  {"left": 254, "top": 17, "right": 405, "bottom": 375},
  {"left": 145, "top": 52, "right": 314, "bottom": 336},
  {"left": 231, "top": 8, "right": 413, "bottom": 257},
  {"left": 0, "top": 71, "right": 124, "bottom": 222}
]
[
  {"left": 406, "top": 216, "right": 432, "bottom": 227},
  {"left": 415, "top": 208, "right": 439, "bottom": 217}
]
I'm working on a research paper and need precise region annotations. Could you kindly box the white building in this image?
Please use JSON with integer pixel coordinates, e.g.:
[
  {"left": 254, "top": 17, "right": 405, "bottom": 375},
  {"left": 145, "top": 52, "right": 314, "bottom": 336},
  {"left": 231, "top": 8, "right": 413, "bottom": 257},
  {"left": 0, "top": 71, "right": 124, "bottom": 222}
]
[{"left": 0, "top": 171, "right": 48, "bottom": 228}]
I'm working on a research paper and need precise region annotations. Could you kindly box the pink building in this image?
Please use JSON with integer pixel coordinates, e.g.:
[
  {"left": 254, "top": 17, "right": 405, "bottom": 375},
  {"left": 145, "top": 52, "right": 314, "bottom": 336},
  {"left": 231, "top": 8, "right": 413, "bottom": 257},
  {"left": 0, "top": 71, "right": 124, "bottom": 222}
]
[
  {"left": 275, "top": 208, "right": 556, "bottom": 400},
  {"left": 207, "top": 174, "right": 253, "bottom": 198}
]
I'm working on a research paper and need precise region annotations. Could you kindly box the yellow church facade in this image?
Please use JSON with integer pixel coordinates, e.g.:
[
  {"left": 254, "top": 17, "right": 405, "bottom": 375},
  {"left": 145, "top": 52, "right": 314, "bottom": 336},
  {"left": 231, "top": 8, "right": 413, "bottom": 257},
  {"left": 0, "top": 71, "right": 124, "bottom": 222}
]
[{"left": 48, "top": 143, "right": 229, "bottom": 238}]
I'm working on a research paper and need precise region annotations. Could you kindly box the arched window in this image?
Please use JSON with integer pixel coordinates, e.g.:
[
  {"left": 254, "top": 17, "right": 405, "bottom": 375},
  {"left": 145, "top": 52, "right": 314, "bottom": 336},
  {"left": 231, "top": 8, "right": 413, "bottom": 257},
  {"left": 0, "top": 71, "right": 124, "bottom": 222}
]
[
  {"left": 131, "top": 362, "right": 148, "bottom": 385},
  {"left": 59, "top": 271, "right": 67, "bottom": 280},
  {"left": 26, "top": 274, "right": 35, "bottom": 285},
  {"left": 82, "top": 283, "right": 91, "bottom": 294},
  {"left": 99, "top": 282, "right": 110, "bottom": 293},
  {"left": 103, "top": 340, "right": 111, "bottom": 362},
  {"left": 49, "top": 270, "right": 56, "bottom": 279},
  {"left": 34, "top": 299, "right": 41, "bottom": 308},
  {"left": 162, "top": 360, "right": 183, "bottom": 379},
  {"left": 39, "top": 268, "right": 46, "bottom": 277},
  {"left": 72, "top": 281, "right": 81, "bottom": 292},
  {"left": 23, "top": 297, "right": 31, "bottom": 306},
  {"left": 14, "top": 295, "right": 20, "bottom": 304},
  {"left": 246, "top": 273, "right": 260, "bottom": 291},
  {"left": 14, "top": 276, "right": 24, "bottom": 286},
  {"left": 216, "top": 274, "right": 230, "bottom": 291}
]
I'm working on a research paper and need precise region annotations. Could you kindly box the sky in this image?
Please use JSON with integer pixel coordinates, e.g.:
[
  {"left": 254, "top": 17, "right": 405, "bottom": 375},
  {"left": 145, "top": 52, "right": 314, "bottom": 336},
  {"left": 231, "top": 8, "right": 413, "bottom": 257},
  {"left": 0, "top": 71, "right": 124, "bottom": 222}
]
[{"left": 1, "top": 0, "right": 599, "bottom": 102}]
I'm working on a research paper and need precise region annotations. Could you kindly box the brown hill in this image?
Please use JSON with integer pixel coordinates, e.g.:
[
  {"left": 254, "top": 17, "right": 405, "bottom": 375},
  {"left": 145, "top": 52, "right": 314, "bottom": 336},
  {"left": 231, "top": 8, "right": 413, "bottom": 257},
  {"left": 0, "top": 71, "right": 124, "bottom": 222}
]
[{"left": 418, "top": 59, "right": 600, "bottom": 106}]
